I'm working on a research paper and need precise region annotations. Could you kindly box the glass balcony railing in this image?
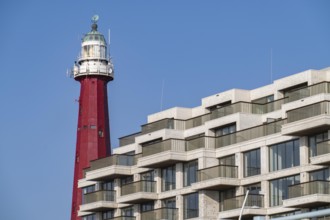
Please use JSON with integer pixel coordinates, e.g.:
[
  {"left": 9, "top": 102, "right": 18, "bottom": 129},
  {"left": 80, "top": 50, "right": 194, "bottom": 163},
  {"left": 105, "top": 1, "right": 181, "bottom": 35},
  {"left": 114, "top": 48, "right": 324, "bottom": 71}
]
[
  {"left": 141, "top": 118, "right": 185, "bottom": 134},
  {"left": 119, "top": 132, "right": 141, "bottom": 146},
  {"left": 142, "top": 139, "right": 185, "bottom": 157},
  {"left": 198, "top": 165, "right": 238, "bottom": 181},
  {"left": 121, "top": 180, "right": 156, "bottom": 196},
  {"left": 287, "top": 101, "right": 330, "bottom": 123},
  {"left": 140, "top": 208, "right": 178, "bottom": 220},
  {"left": 82, "top": 190, "right": 115, "bottom": 204},
  {"left": 222, "top": 194, "right": 264, "bottom": 211},
  {"left": 286, "top": 82, "right": 330, "bottom": 103},
  {"left": 288, "top": 180, "right": 330, "bottom": 199},
  {"left": 216, "top": 119, "right": 286, "bottom": 148},
  {"left": 85, "top": 154, "right": 141, "bottom": 174},
  {"left": 316, "top": 140, "right": 330, "bottom": 156}
]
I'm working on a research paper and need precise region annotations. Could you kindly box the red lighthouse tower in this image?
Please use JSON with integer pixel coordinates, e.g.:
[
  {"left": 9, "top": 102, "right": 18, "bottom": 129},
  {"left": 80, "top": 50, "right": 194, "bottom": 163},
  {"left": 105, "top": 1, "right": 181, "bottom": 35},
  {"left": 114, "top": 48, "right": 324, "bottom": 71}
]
[{"left": 70, "top": 16, "right": 114, "bottom": 220}]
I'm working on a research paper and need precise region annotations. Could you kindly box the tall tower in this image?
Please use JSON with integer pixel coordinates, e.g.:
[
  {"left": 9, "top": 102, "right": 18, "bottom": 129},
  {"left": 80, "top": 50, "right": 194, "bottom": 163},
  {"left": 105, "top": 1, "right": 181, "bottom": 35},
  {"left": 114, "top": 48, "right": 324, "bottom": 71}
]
[{"left": 70, "top": 15, "right": 114, "bottom": 220}]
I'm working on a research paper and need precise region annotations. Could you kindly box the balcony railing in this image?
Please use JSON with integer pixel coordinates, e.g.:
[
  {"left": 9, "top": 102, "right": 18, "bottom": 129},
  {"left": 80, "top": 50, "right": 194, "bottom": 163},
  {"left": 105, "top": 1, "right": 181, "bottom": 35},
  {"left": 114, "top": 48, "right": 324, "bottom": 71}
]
[
  {"left": 287, "top": 101, "right": 330, "bottom": 123},
  {"left": 286, "top": 82, "right": 330, "bottom": 103},
  {"left": 142, "top": 139, "right": 185, "bottom": 157},
  {"left": 288, "top": 180, "right": 330, "bottom": 199},
  {"left": 141, "top": 118, "right": 185, "bottom": 134},
  {"left": 121, "top": 180, "right": 156, "bottom": 196},
  {"left": 198, "top": 165, "right": 238, "bottom": 181},
  {"left": 215, "top": 119, "right": 285, "bottom": 148},
  {"left": 119, "top": 132, "right": 141, "bottom": 146},
  {"left": 140, "top": 208, "right": 178, "bottom": 220},
  {"left": 86, "top": 154, "right": 141, "bottom": 173},
  {"left": 316, "top": 140, "right": 330, "bottom": 156},
  {"left": 186, "top": 136, "right": 215, "bottom": 151},
  {"left": 82, "top": 190, "right": 115, "bottom": 204},
  {"left": 222, "top": 194, "right": 264, "bottom": 211}
]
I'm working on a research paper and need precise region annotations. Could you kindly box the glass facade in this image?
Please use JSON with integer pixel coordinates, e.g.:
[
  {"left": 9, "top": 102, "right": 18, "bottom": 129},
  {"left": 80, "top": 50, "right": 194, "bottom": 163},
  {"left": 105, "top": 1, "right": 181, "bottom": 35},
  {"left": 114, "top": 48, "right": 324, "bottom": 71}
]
[
  {"left": 162, "top": 197, "right": 176, "bottom": 208},
  {"left": 102, "top": 210, "right": 114, "bottom": 220},
  {"left": 270, "top": 175, "right": 300, "bottom": 206},
  {"left": 183, "top": 160, "right": 198, "bottom": 187},
  {"left": 308, "top": 131, "right": 328, "bottom": 157},
  {"left": 310, "top": 168, "right": 330, "bottom": 181},
  {"left": 122, "top": 206, "right": 134, "bottom": 216},
  {"left": 184, "top": 193, "right": 199, "bottom": 219},
  {"left": 140, "top": 201, "right": 154, "bottom": 212},
  {"left": 214, "top": 123, "right": 236, "bottom": 136},
  {"left": 82, "top": 214, "right": 96, "bottom": 220},
  {"left": 244, "top": 148, "right": 261, "bottom": 177},
  {"left": 269, "top": 139, "right": 300, "bottom": 172},
  {"left": 162, "top": 165, "right": 176, "bottom": 191}
]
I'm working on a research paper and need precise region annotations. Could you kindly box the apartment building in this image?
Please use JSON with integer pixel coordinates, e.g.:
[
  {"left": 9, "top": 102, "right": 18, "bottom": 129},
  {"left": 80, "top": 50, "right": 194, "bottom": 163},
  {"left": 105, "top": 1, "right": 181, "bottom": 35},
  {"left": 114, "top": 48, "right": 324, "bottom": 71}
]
[{"left": 78, "top": 67, "right": 330, "bottom": 220}]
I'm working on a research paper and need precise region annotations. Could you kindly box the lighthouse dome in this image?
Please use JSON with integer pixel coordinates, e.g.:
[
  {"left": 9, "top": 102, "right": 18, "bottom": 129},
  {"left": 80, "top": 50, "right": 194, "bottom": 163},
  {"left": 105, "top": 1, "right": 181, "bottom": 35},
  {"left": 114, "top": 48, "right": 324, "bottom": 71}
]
[{"left": 82, "top": 23, "right": 106, "bottom": 44}]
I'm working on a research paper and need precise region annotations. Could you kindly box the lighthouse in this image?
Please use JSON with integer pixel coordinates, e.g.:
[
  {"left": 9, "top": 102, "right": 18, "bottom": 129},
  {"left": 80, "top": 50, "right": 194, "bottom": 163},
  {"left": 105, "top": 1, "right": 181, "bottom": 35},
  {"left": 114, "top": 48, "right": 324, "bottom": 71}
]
[{"left": 70, "top": 15, "right": 114, "bottom": 220}]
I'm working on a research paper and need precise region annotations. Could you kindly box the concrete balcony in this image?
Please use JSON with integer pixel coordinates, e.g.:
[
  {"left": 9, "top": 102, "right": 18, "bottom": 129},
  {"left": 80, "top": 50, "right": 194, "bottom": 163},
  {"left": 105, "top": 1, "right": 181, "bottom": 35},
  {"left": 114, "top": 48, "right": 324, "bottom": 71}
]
[
  {"left": 192, "top": 165, "right": 240, "bottom": 190},
  {"left": 80, "top": 190, "right": 117, "bottom": 212},
  {"left": 283, "top": 181, "right": 330, "bottom": 208},
  {"left": 117, "top": 180, "right": 158, "bottom": 204},
  {"left": 85, "top": 154, "right": 140, "bottom": 181},
  {"left": 218, "top": 194, "right": 266, "bottom": 219},
  {"left": 282, "top": 101, "right": 330, "bottom": 136},
  {"left": 311, "top": 140, "right": 330, "bottom": 165},
  {"left": 138, "top": 139, "right": 186, "bottom": 168},
  {"left": 140, "top": 208, "right": 178, "bottom": 220}
]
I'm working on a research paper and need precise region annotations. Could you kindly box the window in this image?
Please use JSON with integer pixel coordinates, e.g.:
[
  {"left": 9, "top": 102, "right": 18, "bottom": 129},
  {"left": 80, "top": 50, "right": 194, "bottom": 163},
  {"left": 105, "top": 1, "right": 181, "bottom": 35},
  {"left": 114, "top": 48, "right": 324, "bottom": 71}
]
[
  {"left": 310, "top": 168, "right": 330, "bottom": 181},
  {"left": 183, "top": 160, "right": 198, "bottom": 187},
  {"left": 102, "top": 210, "right": 114, "bottom": 220},
  {"left": 214, "top": 123, "right": 236, "bottom": 137},
  {"left": 308, "top": 131, "right": 328, "bottom": 157},
  {"left": 184, "top": 193, "right": 198, "bottom": 219},
  {"left": 140, "top": 201, "right": 154, "bottom": 212},
  {"left": 82, "top": 185, "right": 95, "bottom": 204},
  {"left": 252, "top": 95, "right": 274, "bottom": 104},
  {"left": 162, "top": 165, "right": 176, "bottom": 191},
  {"left": 244, "top": 149, "right": 261, "bottom": 177},
  {"left": 219, "top": 188, "right": 236, "bottom": 211},
  {"left": 244, "top": 183, "right": 261, "bottom": 194},
  {"left": 219, "top": 155, "right": 235, "bottom": 166},
  {"left": 269, "top": 139, "right": 300, "bottom": 172},
  {"left": 270, "top": 175, "right": 300, "bottom": 206},
  {"left": 282, "top": 83, "right": 308, "bottom": 98},
  {"left": 122, "top": 206, "right": 134, "bottom": 217},
  {"left": 82, "top": 214, "right": 96, "bottom": 220},
  {"left": 162, "top": 197, "right": 176, "bottom": 208},
  {"left": 208, "top": 101, "right": 232, "bottom": 111},
  {"left": 121, "top": 176, "right": 133, "bottom": 186},
  {"left": 102, "top": 181, "right": 114, "bottom": 190},
  {"left": 141, "top": 171, "right": 155, "bottom": 192},
  {"left": 162, "top": 197, "right": 177, "bottom": 220}
]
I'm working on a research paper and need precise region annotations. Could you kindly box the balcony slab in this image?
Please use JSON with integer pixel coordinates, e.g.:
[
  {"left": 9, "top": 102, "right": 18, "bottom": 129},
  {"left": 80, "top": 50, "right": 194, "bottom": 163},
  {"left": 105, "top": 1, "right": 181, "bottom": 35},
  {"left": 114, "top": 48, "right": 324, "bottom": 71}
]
[
  {"left": 218, "top": 208, "right": 266, "bottom": 219},
  {"left": 85, "top": 166, "right": 132, "bottom": 181},
  {"left": 311, "top": 153, "right": 330, "bottom": 165},
  {"left": 117, "top": 192, "right": 158, "bottom": 204},
  {"left": 80, "top": 201, "right": 117, "bottom": 212},
  {"left": 191, "top": 177, "right": 240, "bottom": 190},
  {"left": 137, "top": 151, "right": 187, "bottom": 168},
  {"left": 282, "top": 115, "right": 330, "bottom": 136},
  {"left": 283, "top": 194, "right": 330, "bottom": 208}
]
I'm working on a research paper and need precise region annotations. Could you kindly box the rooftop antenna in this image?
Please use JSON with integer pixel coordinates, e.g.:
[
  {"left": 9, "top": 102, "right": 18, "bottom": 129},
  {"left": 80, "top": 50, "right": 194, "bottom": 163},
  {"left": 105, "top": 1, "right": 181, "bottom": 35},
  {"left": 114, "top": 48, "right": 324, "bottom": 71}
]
[
  {"left": 160, "top": 79, "right": 165, "bottom": 111},
  {"left": 270, "top": 48, "right": 273, "bottom": 82},
  {"left": 108, "top": 29, "right": 111, "bottom": 57}
]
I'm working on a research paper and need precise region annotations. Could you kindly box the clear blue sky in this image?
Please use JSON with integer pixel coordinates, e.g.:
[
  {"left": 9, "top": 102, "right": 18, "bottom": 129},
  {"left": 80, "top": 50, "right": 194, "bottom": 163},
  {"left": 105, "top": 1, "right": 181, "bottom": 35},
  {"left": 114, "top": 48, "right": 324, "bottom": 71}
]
[{"left": 1, "top": 1, "right": 330, "bottom": 219}]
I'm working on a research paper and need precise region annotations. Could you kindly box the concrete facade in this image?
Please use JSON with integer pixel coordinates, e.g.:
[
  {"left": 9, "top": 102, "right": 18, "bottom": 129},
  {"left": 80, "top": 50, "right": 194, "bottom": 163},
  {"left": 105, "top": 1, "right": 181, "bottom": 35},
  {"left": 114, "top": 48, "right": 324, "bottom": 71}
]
[{"left": 78, "top": 68, "right": 330, "bottom": 220}]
